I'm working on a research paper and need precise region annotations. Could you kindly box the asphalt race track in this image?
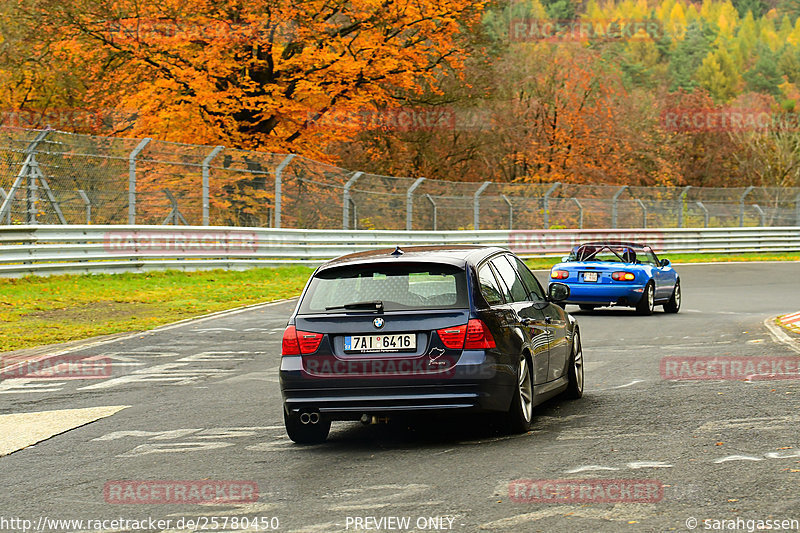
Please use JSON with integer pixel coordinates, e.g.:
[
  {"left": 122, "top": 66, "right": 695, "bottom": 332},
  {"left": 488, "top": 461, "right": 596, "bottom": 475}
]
[{"left": 1, "top": 262, "right": 799, "bottom": 533}]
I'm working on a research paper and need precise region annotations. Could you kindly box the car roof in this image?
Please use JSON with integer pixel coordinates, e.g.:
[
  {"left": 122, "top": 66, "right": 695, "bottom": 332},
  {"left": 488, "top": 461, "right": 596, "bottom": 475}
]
[{"left": 318, "top": 245, "right": 509, "bottom": 270}]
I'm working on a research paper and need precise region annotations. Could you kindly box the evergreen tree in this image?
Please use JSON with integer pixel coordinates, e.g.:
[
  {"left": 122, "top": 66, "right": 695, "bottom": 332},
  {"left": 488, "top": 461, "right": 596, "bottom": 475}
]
[
  {"left": 744, "top": 43, "right": 785, "bottom": 95},
  {"left": 733, "top": 0, "right": 769, "bottom": 18},
  {"left": 668, "top": 21, "right": 715, "bottom": 91}
]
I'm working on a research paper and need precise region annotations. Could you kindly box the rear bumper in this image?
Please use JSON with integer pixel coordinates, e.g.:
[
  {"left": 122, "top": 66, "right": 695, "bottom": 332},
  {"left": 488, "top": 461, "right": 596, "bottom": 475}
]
[
  {"left": 553, "top": 282, "right": 646, "bottom": 306},
  {"left": 279, "top": 352, "right": 513, "bottom": 419}
]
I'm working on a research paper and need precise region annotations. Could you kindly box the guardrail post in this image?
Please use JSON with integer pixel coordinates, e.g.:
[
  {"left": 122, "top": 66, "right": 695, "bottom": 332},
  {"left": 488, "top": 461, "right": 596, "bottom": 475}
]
[
  {"left": 636, "top": 199, "right": 647, "bottom": 228},
  {"left": 696, "top": 201, "right": 709, "bottom": 228},
  {"left": 128, "top": 138, "right": 152, "bottom": 225},
  {"left": 426, "top": 194, "right": 438, "bottom": 230},
  {"left": 274, "top": 154, "right": 296, "bottom": 228},
  {"left": 543, "top": 182, "right": 560, "bottom": 229},
  {"left": 342, "top": 171, "right": 363, "bottom": 230},
  {"left": 752, "top": 204, "right": 766, "bottom": 227},
  {"left": 611, "top": 186, "right": 628, "bottom": 229},
  {"left": 678, "top": 186, "right": 691, "bottom": 228},
  {"left": 202, "top": 145, "right": 224, "bottom": 226},
  {"left": 572, "top": 198, "right": 583, "bottom": 229},
  {"left": 78, "top": 190, "right": 91, "bottom": 224},
  {"left": 501, "top": 194, "right": 513, "bottom": 230},
  {"left": 740, "top": 185, "right": 754, "bottom": 227},
  {"left": 406, "top": 177, "right": 425, "bottom": 231},
  {"left": 473, "top": 181, "right": 491, "bottom": 230}
]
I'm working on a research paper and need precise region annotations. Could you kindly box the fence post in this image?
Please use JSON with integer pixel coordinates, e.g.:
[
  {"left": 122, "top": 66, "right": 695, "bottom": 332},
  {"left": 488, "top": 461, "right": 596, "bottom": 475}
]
[
  {"left": 473, "top": 181, "right": 491, "bottom": 230},
  {"left": 406, "top": 177, "right": 425, "bottom": 231},
  {"left": 543, "top": 182, "right": 560, "bottom": 229},
  {"left": 1, "top": 130, "right": 50, "bottom": 224},
  {"left": 342, "top": 171, "right": 363, "bottom": 230},
  {"left": 795, "top": 192, "right": 800, "bottom": 226},
  {"left": 636, "top": 199, "right": 647, "bottom": 228},
  {"left": 696, "top": 201, "right": 709, "bottom": 228},
  {"left": 128, "top": 138, "right": 152, "bottom": 225},
  {"left": 274, "top": 154, "right": 296, "bottom": 229},
  {"left": 202, "top": 145, "right": 224, "bottom": 226},
  {"left": 678, "top": 186, "right": 691, "bottom": 228},
  {"left": 426, "top": 194, "right": 437, "bottom": 230},
  {"left": 739, "top": 186, "right": 754, "bottom": 227},
  {"left": 78, "top": 190, "right": 91, "bottom": 224},
  {"left": 501, "top": 194, "right": 513, "bottom": 230},
  {"left": 611, "top": 186, "right": 628, "bottom": 229},
  {"left": 572, "top": 198, "right": 583, "bottom": 229},
  {"left": 0, "top": 188, "right": 8, "bottom": 224},
  {"left": 753, "top": 204, "right": 766, "bottom": 227}
]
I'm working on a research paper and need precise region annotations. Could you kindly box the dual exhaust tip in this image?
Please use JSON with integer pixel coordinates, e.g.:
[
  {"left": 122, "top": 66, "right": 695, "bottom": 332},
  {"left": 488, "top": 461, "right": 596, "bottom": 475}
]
[{"left": 299, "top": 411, "right": 321, "bottom": 425}]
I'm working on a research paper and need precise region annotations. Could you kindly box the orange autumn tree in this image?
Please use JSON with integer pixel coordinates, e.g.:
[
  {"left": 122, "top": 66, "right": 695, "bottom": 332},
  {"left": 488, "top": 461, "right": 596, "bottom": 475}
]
[
  {"left": 16, "top": 0, "right": 485, "bottom": 157},
  {"left": 8, "top": 0, "right": 486, "bottom": 225}
]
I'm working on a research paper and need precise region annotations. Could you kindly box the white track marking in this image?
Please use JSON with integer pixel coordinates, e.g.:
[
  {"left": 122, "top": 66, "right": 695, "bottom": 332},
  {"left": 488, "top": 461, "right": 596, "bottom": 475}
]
[{"left": 0, "top": 405, "right": 129, "bottom": 456}]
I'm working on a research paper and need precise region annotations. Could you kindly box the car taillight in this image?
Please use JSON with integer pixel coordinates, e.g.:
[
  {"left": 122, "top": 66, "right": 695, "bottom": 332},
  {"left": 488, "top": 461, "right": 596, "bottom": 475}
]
[
  {"left": 551, "top": 270, "right": 569, "bottom": 279},
  {"left": 282, "top": 326, "right": 323, "bottom": 355},
  {"left": 437, "top": 324, "right": 467, "bottom": 349},
  {"left": 612, "top": 271, "right": 636, "bottom": 281},
  {"left": 465, "top": 319, "right": 496, "bottom": 349}
]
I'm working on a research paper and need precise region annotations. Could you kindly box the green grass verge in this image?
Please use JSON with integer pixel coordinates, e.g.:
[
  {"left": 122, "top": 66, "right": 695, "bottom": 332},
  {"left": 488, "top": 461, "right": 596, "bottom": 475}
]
[
  {"left": 524, "top": 251, "right": 800, "bottom": 270},
  {"left": 0, "top": 267, "right": 314, "bottom": 352},
  {"left": 2, "top": 251, "right": 797, "bottom": 352}
]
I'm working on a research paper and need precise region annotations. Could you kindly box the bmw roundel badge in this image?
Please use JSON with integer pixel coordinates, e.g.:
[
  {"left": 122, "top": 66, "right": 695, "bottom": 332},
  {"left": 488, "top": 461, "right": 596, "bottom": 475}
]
[{"left": 373, "top": 317, "right": 385, "bottom": 329}]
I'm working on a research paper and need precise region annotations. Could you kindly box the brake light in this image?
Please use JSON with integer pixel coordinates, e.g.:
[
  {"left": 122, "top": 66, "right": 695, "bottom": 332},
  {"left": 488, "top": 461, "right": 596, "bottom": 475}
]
[
  {"left": 281, "top": 326, "right": 300, "bottom": 356},
  {"left": 437, "top": 324, "right": 467, "bottom": 349},
  {"left": 465, "top": 319, "right": 496, "bottom": 349},
  {"left": 551, "top": 270, "right": 569, "bottom": 279},
  {"left": 281, "top": 326, "right": 323, "bottom": 355},
  {"left": 612, "top": 271, "right": 636, "bottom": 281}
]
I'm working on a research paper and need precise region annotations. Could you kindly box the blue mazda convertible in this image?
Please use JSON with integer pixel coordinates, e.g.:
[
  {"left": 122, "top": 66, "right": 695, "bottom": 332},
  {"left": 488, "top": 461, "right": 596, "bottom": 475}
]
[{"left": 548, "top": 241, "right": 680, "bottom": 315}]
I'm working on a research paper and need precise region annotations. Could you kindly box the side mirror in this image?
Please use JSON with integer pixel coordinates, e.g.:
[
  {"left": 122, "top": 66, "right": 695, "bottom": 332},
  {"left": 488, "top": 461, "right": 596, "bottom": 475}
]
[
  {"left": 660, "top": 259, "right": 671, "bottom": 267},
  {"left": 561, "top": 256, "right": 570, "bottom": 262},
  {"left": 548, "top": 282, "right": 570, "bottom": 302}
]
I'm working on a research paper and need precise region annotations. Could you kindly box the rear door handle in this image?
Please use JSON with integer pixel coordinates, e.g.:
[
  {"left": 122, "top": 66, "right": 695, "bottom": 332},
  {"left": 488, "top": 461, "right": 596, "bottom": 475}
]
[
  {"left": 520, "top": 317, "right": 535, "bottom": 326},
  {"left": 545, "top": 316, "right": 552, "bottom": 324}
]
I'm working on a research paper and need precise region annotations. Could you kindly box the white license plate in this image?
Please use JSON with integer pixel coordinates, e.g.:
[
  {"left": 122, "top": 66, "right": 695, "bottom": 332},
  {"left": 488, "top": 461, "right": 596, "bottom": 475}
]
[
  {"left": 583, "top": 272, "right": 598, "bottom": 282},
  {"left": 344, "top": 334, "right": 416, "bottom": 353}
]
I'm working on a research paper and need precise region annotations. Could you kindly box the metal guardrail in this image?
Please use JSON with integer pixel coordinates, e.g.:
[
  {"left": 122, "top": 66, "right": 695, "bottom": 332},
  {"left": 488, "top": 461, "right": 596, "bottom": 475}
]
[{"left": 1, "top": 225, "right": 799, "bottom": 277}]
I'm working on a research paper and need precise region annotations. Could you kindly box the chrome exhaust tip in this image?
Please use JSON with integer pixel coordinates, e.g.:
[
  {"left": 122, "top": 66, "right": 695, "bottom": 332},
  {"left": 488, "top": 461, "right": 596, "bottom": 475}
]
[{"left": 300, "top": 412, "right": 311, "bottom": 425}]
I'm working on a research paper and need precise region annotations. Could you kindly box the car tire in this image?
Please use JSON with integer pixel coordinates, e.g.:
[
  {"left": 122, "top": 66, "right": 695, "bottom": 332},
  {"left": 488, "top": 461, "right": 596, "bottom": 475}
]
[
  {"left": 505, "top": 353, "right": 534, "bottom": 433},
  {"left": 564, "top": 329, "right": 584, "bottom": 399},
  {"left": 635, "top": 282, "right": 655, "bottom": 316},
  {"left": 579, "top": 305, "right": 597, "bottom": 312},
  {"left": 663, "top": 281, "right": 681, "bottom": 313},
  {"left": 284, "top": 409, "right": 331, "bottom": 444}
]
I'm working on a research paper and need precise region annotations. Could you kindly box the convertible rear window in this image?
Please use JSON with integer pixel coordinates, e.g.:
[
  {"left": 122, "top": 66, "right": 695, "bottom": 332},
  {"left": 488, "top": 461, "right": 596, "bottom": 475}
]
[{"left": 298, "top": 263, "right": 468, "bottom": 313}]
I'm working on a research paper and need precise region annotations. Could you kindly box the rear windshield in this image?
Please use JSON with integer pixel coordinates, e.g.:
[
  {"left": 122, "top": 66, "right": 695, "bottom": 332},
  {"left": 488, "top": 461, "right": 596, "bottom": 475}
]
[{"left": 299, "top": 263, "right": 468, "bottom": 314}]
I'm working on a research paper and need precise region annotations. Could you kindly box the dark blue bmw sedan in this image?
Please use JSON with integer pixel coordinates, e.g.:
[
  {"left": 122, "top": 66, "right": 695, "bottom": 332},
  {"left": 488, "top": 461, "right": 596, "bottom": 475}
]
[{"left": 279, "top": 245, "right": 583, "bottom": 443}]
